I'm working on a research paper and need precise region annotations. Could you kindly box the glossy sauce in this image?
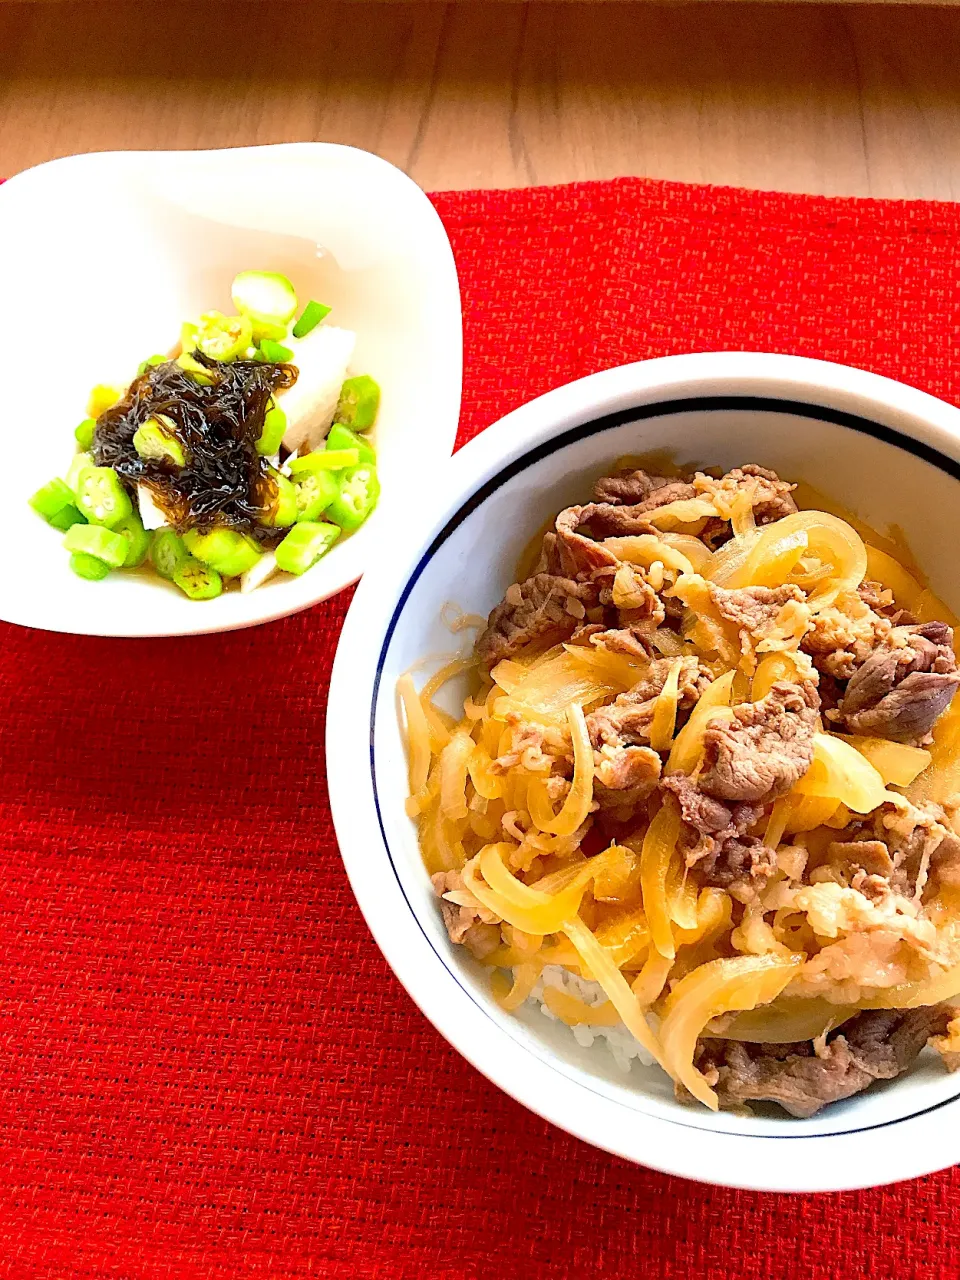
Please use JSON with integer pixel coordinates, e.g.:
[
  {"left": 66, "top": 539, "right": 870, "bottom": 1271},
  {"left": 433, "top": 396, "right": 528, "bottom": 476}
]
[{"left": 93, "top": 354, "right": 298, "bottom": 546}]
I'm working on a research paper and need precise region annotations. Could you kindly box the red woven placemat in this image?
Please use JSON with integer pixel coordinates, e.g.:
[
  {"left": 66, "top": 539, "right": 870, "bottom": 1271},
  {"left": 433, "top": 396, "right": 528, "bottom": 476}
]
[{"left": 2, "top": 177, "right": 960, "bottom": 1279}]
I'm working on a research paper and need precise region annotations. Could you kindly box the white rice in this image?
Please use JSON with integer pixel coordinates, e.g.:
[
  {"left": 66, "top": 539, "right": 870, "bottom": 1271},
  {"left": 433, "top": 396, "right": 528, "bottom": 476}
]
[{"left": 527, "top": 964, "right": 657, "bottom": 1074}]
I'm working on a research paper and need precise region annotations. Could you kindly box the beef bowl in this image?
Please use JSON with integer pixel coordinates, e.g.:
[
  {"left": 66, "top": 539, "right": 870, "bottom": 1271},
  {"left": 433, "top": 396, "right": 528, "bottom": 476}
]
[{"left": 327, "top": 351, "right": 960, "bottom": 1192}]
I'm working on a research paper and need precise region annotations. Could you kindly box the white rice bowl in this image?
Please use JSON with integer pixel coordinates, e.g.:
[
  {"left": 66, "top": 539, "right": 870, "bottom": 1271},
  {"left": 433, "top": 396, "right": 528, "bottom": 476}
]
[{"left": 328, "top": 352, "right": 960, "bottom": 1191}]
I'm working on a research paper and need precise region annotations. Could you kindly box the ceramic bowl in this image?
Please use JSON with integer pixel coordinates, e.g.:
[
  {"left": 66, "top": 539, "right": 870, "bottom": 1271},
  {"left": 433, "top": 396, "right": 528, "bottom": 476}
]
[
  {"left": 0, "top": 143, "right": 461, "bottom": 636},
  {"left": 327, "top": 350, "right": 960, "bottom": 1192}
]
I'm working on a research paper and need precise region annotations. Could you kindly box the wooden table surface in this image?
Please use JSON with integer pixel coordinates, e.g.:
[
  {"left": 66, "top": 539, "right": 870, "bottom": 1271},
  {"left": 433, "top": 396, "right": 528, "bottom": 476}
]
[{"left": 2, "top": 1, "right": 960, "bottom": 201}]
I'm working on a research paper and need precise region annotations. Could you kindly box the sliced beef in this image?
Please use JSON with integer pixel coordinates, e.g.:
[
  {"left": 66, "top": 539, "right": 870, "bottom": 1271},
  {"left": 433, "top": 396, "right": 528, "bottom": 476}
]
[
  {"left": 593, "top": 469, "right": 659, "bottom": 506},
  {"left": 577, "top": 626, "right": 656, "bottom": 662},
  {"left": 586, "top": 657, "right": 713, "bottom": 751},
  {"left": 660, "top": 774, "right": 767, "bottom": 898},
  {"left": 817, "top": 671, "right": 844, "bottom": 715},
  {"left": 491, "top": 721, "right": 553, "bottom": 775},
  {"left": 734, "top": 465, "right": 799, "bottom": 523},
  {"left": 694, "top": 1006, "right": 952, "bottom": 1118},
  {"left": 574, "top": 502, "right": 662, "bottom": 539},
  {"left": 592, "top": 468, "right": 690, "bottom": 507},
  {"left": 837, "top": 621, "right": 960, "bottom": 745},
  {"left": 858, "top": 578, "right": 915, "bottom": 625},
  {"left": 932, "top": 828, "right": 960, "bottom": 889},
  {"left": 661, "top": 774, "right": 762, "bottom": 851},
  {"left": 816, "top": 838, "right": 907, "bottom": 900},
  {"left": 459, "top": 923, "right": 502, "bottom": 960},
  {"left": 831, "top": 800, "right": 960, "bottom": 897},
  {"left": 662, "top": 591, "right": 686, "bottom": 624},
  {"left": 699, "top": 465, "right": 798, "bottom": 526},
  {"left": 698, "top": 680, "right": 820, "bottom": 803},
  {"left": 475, "top": 573, "right": 596, "bottom": 669},
  {"left": 555, "top": 506, "right": 620, "bottom": 578},
  {"left": 931, "top": 1016, "right": 960, "bottom": 1073},
  {"left": 564, "top": 489, "right": 704, "bottom": 542},
  {"left": 586, "top": 659, "right": 710, "bottom": 816},
  {"left": 812, "top": 831, "right": 934, "bottom": 904},
  {"left": 630, "top": 479, "right": 699, "bottom": 512},
  {"left": 700, "top": 517, "right": 734, "bottom": 552},
  {"left": 531, "top": 529, "right": 560, "bottom": 576},
  {"left": 828, "top": 838, "right": 898, "bottom": 878},
  {"left": 432, "top": 870, "right": 501, "bottom": 956},
  {"left": 587, "top": 694, "right": 656, "bottom": 751},
  {"left": 698, "top": 836, "right": 778, "bottom": 900},
  {"left": 736, "top": 465, "right": 797, "bottom": 523},
  {"left": 801, "top": 602, "right": 892, "bottom": 681},
  {"left": 708, "top": 583, "right": 806, "bottom": 636}
]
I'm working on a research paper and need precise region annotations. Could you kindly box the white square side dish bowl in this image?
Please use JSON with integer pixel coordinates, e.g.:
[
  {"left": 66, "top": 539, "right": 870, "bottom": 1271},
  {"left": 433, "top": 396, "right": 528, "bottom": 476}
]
[
  {"left": 0, "top": 143, "right": 461, "bottom": 636},
  {"left": 327, "top": 350, "right": 960, "bottom": 1193}
]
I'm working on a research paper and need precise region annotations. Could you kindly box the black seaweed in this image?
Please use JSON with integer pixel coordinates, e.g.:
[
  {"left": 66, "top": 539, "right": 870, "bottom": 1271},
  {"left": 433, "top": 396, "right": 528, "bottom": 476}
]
[{"left": 93, "top": 353, "right": 298, "bottom": 546}]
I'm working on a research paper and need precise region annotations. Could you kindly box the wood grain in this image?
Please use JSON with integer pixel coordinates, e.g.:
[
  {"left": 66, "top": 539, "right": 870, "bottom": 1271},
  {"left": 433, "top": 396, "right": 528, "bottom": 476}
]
[{"left": 1, "top": 2, "right": 960, "bottom": 199}]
